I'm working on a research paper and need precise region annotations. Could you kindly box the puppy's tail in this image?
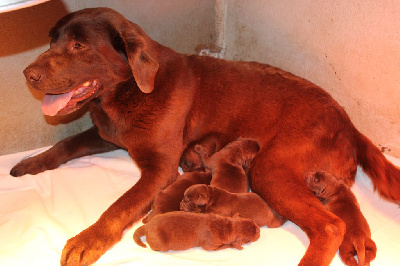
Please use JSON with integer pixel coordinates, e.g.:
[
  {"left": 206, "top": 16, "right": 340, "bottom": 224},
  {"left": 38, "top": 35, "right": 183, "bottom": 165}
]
[
  {"left": 354, "top": 129, "right": 400, "bottom": 203},
  {"left": 133, "top": 225, "right": 147, "bottom": 248}
]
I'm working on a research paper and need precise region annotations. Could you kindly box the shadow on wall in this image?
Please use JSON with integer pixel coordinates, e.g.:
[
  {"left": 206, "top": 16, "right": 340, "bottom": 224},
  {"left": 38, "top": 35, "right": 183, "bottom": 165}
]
[
  {"left": 0, "top": 0, "right": 68, "bottom": 56},
  {"left": 0, "top": 0, "right": 89, "bottom": 125}
]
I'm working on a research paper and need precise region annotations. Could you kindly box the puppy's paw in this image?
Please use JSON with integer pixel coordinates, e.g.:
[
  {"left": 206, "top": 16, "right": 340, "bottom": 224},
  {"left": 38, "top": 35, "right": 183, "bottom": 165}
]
[
  {"left": 194, "top": 144, "right": 207, "bottom": 157},
  {"left": 142, "top": 213, "right": 152, "bottom": 224},
  {"left": 180, "top": 200, "right": 195, "bottom": 212}
]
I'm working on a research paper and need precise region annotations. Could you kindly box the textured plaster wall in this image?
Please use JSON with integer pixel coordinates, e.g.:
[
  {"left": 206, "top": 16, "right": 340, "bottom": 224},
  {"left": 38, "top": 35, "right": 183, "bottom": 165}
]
[
  {"left": 223, "top": 0, "right": 400, "bottom": 157},
  {"left": 0, "top": 0, "right": 215, "bottom": 155}
]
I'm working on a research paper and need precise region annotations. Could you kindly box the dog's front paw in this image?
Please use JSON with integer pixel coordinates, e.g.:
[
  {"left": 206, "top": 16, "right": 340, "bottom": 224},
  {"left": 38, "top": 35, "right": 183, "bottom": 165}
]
[
  {"left": 61, "top": 224, "right": 119, "bottom": 266},
  {"left": 338, "top": 236, "right": 376, "bottom": 266},
  {"left": 10, "top": 155, "right": 57, "bottom": 177}
]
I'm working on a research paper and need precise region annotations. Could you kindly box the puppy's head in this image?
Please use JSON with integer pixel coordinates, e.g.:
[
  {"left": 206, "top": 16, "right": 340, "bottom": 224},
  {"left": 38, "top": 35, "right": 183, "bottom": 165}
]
[
  {"left": 181, "top": 134, "right": 226, "bottom": 172},
  {"left": 234, "top": 217, "right": 260, "bottom": 244},
  {"left": 216, "top": 138, "right": 260, "bottom": 170},
  {"left": 304, "top": 171, "right": 341, "bottom": 199},
  {"left": 238, "top": 139, "right": 260, "bottom": 170},
  {"left": 24, "top": 7, "right": 158, "bottom": 116},
  {"left": 180, "top": 148, "right": 204, "bottom": 172},
  {"left": 180, "top": 184, "right": 210, "bottom": 212}
]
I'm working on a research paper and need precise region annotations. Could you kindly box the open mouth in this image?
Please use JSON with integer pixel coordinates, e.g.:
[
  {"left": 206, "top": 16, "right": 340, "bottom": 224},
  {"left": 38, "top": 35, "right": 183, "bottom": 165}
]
[{"left": 41, "top": 80, "right": 100, "bottom": 116}]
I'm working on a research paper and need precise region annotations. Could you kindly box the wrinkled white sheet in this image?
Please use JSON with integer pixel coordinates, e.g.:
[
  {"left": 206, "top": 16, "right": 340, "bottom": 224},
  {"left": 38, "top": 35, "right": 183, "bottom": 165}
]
[{"left": 0, "top": 147, "right": 399, "bottom": 266}]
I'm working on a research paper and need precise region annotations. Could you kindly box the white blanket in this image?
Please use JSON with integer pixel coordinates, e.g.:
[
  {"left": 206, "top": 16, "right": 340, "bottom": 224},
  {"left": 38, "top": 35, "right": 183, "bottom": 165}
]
[{"left": 1, "top": 147, "right": 399, "bottom": 265}]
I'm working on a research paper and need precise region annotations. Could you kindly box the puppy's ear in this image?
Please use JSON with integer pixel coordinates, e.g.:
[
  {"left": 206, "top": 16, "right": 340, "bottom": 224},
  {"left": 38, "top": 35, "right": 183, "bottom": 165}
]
[
  {"left": 112, "top": 19, "right": 159, "bottom": 93},
  {"left": 196, "top": 193, "right": 208, "bottom": 206}
]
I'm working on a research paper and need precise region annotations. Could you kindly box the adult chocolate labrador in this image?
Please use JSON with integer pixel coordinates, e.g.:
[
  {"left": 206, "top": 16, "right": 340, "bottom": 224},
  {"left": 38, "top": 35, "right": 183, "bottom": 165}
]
[{"left": 10, "top": 7, "right": 400, "bottom": 266}]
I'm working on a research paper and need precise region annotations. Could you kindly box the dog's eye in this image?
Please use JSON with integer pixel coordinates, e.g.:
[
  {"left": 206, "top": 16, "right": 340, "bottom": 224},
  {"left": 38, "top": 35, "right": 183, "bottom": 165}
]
[{"left": 73, "top": 42, "right": 84, "bottom": 50}]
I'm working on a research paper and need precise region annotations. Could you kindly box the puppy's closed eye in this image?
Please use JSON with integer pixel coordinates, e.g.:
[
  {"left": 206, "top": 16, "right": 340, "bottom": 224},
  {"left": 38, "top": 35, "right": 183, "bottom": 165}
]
[{"left": 196, "top": 193, "right": 208, "bottom": 205}]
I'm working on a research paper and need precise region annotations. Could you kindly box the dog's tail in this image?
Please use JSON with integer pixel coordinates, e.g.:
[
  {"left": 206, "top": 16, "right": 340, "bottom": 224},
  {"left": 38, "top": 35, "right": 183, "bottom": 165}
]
[
  {"left": 133, "top": 225, "right": 147, "bottom": 248},
  {"left": 354, "top": 129, "right": 400, "bottom": 203}
]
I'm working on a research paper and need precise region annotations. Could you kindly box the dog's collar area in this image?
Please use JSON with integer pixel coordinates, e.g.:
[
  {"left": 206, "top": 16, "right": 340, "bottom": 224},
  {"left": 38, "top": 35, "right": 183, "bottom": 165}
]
[{"left": 41, "top": 80, "right": 100, "bottom": 116}]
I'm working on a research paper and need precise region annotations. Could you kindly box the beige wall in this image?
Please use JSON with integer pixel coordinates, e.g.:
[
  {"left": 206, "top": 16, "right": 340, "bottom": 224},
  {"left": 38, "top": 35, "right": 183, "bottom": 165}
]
[
  {"left": 223, "top": 0, "right": 400, "bottom": 157},
  {"left": 1, "top": 0, "right": 399, "bottom": 158},
  {"left": 0, "top": 0, "right": 215, "bottom": 155}
]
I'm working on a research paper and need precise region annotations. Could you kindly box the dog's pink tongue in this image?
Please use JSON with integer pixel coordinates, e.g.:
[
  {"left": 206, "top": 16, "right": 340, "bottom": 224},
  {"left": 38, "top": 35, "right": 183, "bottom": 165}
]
[{"left": 41, "top": 91, "right": 74, "bottom": 116}]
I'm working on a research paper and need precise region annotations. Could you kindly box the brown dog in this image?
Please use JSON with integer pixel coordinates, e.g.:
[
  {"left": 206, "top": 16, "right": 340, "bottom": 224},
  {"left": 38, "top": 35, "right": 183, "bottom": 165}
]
[
  {"left": 195, "top": 138, "right": 260, "bottom": 193},
  {"left": 134, "top": 211, "right": 260, "bottom": 251},
  {"left": 10, "top": 7, "right": 400, "bottom": 266},
  {"left": 305, "top": 171, "right": 377, "bottom": 266},
  {"left": 179, "top": 133, "right": 228, "bottom": 172},
  {"left": 142, "top": 171, "right": 212, "bottom": 223},
  {"left": 180, "top": 184, "right": 286, "bottom": 228}
]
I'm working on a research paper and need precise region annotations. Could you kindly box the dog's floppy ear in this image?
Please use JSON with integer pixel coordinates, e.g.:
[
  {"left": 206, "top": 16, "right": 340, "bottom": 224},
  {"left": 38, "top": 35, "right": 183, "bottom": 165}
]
[
  {"left": 123, "top": 33, "right": 159, "bottom": 93},
  {"left": 112, "top": 18, "right": 159, "bottom": 93}
]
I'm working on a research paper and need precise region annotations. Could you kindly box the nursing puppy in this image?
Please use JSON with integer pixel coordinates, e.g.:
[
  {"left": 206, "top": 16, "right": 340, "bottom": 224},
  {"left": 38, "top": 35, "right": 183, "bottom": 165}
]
[
  {"left": 179, "top": 133, "right": 229, "bottom": 172},
  {"left": 195, "top": 138, "right": 260, "bottom": 193},
  {"left": 134, "top": 211, "right": 260, "bottom": 251},
  {"left": 305, "top": 171, "right": 377, "bottom": 266},
  {"left": 142, "top": 172, "right": 212, "bottom": 223},
  {"left": 180, "top": 184, "right": 286, "bottom": 228}
]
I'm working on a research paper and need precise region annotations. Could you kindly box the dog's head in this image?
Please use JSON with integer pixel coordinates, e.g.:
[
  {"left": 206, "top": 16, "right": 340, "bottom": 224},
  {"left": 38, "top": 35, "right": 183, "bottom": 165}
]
[
  {"left": 24, "top": 8, "right": 159, "bottom": 116},
  {"left": 180, "top": 184, "right": 210, "bottom": 213}
]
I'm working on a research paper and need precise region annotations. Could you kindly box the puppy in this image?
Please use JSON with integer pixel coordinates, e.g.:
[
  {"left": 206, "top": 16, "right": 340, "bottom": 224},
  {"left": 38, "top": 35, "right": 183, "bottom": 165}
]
[
  {"left": 195, "top": 138, "right": 260, "bottom": 193},
  {"left": 180, "top": 184, "right": 286, "bottom": 228},
  {"left": 305, "top": 171, "right": 377, "bottom": 266},
  {"left": 179, "top": 133, "right": 228, "bottom": 172},
  {"left": 142, "top": 172, "right": 212, "bottom": 223},
  {"left": 133, "top": 211, "right": 260, "bottom": 251}
]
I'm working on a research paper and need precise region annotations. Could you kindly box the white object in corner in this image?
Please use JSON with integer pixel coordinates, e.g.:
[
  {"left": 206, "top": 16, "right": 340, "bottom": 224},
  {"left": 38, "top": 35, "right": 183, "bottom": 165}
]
[{"left": 0, "top": 0, "right": 50, "bottom": 13}]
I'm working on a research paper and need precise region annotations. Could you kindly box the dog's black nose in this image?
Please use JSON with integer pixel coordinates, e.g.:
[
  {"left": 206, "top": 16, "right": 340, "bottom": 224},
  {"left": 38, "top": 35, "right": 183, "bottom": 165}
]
[
  {"left": 23, "top": 67, "right": 42, "bottom": 83},
  {"left": 29, "top": 73, "right": 42, "bottom": 82}
]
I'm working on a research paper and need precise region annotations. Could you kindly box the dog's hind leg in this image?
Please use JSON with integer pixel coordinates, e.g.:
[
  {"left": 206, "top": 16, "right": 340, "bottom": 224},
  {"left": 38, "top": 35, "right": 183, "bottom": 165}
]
[{"left": 250, "top": 160, "right": 346, "bottom": 265}]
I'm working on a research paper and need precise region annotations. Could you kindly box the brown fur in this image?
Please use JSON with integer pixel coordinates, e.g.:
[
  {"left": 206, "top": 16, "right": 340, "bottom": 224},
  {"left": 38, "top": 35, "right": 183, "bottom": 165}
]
[
  {"left": 133, "top": 211, "right": 260, "bottom": 251},
  {"left": 195, "top": 138, "right": 260, "bottom": 193},
  {"left": 180, "top": 184, "right": 286, "bottom": 228},
  {"left": 142, "top": 171, "right": 212, "bottom": 223},
  {"left": 9, "top": 7, "right": 400, "bottom": 265},
  {"left": 179, "top": 133, "right": 229, "bottom": 172},
  {"left": 305, "top": 171, "right": 377, "bottom": 266}
]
